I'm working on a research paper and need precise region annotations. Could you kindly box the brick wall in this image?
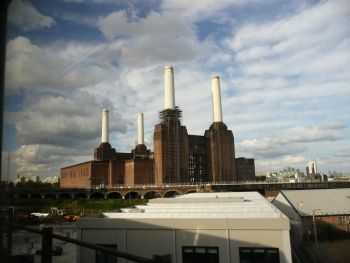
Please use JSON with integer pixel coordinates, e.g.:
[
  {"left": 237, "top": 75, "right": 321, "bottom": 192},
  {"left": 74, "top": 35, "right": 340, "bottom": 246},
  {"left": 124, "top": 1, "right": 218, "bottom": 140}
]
[
  {"left": 205, "top": 122, "right": 236, "bottom": 182},
  {"left": 60, "top": 162, "right": 92, "bottom": 188}
]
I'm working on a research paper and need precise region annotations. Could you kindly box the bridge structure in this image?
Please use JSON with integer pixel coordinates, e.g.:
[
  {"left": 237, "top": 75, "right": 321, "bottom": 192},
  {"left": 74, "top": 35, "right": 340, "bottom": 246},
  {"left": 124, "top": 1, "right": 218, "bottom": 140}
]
[{"left": 4, "top": 180, "right": 350, "bottom": 200}]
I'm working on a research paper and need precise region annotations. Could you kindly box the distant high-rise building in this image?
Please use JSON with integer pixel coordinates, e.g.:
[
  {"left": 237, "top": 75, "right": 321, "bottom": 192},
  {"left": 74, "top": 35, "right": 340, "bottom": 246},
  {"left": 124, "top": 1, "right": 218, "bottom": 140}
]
[
  {"left": 31, "top": 175, "right": 40, "bottom": 182},
  {"left": 307, "top": 161, "right": 317, "bottom": 175}
]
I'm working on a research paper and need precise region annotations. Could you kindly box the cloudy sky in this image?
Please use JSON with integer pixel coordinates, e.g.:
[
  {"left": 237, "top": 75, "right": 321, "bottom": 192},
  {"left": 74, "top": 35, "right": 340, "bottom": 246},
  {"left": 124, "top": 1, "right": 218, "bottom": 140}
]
[{"left": 2, "top": 0, "right": 350, "bottom": 179}]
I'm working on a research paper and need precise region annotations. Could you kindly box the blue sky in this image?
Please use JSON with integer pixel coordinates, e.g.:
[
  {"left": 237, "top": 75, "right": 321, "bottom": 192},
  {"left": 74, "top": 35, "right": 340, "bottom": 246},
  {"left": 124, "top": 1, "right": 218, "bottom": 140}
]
[{"left": 2, "top": 0, "right": 350, "bottom": 179}]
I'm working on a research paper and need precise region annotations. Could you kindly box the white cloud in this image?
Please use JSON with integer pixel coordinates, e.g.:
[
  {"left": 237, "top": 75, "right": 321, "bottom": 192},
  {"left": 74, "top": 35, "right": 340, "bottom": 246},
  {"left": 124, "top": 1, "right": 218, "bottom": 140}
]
[
  {"left": 4, "top": 91, "right": 129, "bottom": 178},
  {"left": 226, "top": 0, "right": 350, "bottom": 80},
  {"left": 237, "top": 125, "right": 341, "bottom": 159},
  {"left": 6, "top": 92, "right": 127, "bottom": 147},
  {"left": 8, "top": 0, "right": 54, "bottom": 31},
  {"left": 97, "top": 10, "right": 211, "bottom": 66},
  {"left": 11, "top": 144, "right": 92, "bottom": 178},
  {"left": 4, "top": 0, "right": 350, "bottom": 177},
  {"left": 256, "top": 155, "right": 307, "bottom": 173},
  {"left": 228, "top": 0, "right": 350, "bottom": 51},
  {"left": 5, "top": 37, "right": 120, "bottom": 94},
  {"left": 219, "top": 0, "right": 350, "bottom": 174}
]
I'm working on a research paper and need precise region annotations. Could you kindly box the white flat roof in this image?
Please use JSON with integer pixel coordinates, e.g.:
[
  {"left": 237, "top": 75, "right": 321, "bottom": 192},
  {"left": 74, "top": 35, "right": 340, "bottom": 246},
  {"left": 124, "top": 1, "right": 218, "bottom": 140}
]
[{"left": 103, "top": 192, "right": 286, "bottom": 219}]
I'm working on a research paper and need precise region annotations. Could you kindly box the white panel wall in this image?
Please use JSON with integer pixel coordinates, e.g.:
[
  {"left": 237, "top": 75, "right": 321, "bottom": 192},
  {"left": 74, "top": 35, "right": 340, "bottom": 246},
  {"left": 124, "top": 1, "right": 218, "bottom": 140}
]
[
  {"left": 78, "top": 228, "right": 292, "bottom": 263},
  {"left": 176, "top": 229, "right": 228, "bottom": 263}
]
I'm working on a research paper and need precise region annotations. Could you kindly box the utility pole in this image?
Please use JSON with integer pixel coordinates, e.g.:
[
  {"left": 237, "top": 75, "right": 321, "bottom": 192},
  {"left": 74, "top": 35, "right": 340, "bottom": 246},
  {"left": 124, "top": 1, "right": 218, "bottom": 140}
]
[{"left": 0, "top": 0, "right": 13, "bottom": 182}]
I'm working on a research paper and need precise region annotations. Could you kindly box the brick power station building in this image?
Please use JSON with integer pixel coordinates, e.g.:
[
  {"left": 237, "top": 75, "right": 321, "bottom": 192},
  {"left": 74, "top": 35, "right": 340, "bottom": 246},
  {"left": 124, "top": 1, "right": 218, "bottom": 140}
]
[{"left": 60, "top": 67, "right": 255, "bottom": 188}]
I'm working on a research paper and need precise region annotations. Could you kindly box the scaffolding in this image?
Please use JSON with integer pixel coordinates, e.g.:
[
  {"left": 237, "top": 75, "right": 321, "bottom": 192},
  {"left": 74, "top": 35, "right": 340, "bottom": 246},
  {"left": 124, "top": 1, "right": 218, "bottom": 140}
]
[
  {"left": 159, "top": 106, "right": 182, "bottom": 123},
  {"left": 158, "top": 107, "right": 182, "bottom": 184}
]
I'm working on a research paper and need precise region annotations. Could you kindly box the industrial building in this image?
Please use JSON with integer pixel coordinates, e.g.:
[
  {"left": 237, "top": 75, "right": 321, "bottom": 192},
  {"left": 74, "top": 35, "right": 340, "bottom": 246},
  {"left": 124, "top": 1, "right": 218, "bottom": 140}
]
[
  {"left": 60, "top": 66, "right": 255, "bottom": 188},
  {"left": 61, "top": 112, "right": 154, "bottom": 188},
  {"left": 235, "top": 158, "right": 256, "bottom": 181},
  {"left": 272, "top": 189, "right": 350, "bottom": 242},
  {"left": 77, "top": 192, "right": 292, "bottom": 263}
]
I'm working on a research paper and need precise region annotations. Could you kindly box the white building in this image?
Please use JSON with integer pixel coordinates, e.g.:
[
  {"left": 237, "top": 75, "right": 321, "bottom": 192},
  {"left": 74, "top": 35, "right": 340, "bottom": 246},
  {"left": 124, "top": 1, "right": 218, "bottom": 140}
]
[
  {"left": 31, "top": 175, "right": 40, "bottom": 182},
  {"left": 42, "top": 176, "right": 59, "bottom": 184},
  {"left": 307, "top": 161, "right": 317, "bottom": 175},
  {"left": 77, "top": 192, "right": 292, "bottom": 263}
]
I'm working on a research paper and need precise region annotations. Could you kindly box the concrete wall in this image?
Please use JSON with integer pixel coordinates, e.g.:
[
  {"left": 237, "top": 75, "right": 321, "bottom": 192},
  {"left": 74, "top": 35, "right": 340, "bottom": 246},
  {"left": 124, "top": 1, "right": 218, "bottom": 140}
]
[{"left": 77, "top": 218, "right": 292, "bottom": 263}]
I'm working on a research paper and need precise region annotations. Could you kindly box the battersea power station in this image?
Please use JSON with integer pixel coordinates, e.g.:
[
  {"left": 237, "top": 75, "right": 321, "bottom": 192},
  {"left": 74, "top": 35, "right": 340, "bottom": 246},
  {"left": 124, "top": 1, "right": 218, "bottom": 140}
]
[{"left": 60, "top": 66, "right": 255, "bottom": 188}]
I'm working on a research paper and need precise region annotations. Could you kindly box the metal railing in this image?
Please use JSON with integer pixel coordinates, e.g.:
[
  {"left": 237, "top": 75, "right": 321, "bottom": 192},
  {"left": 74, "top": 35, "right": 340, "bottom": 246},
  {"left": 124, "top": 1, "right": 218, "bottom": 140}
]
[
  {"left": 1, "top": 209, "right": 170, "bottom": 263},
  {"left": 65, "top": 179, "right": 350, "bottom": 190}
]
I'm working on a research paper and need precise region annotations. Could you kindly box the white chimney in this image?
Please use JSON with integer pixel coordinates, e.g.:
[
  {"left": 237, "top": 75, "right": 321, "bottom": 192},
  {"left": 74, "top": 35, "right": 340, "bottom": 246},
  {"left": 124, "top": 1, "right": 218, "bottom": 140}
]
[
  {"left": 101, "top": 109, "right": 109, "bottom": 143},
  {"left": 211, "top": 76, "right": 223, "bottom": 122},
  {"left": 137, "top": 112, "right": 144, "bottom": 145},
  {"left": 164, "top": 66, "right": 175, "bottom": 109}
]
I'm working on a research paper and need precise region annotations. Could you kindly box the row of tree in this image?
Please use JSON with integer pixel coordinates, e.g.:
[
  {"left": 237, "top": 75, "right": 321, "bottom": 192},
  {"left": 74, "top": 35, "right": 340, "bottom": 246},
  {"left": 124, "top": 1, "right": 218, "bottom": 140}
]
[{"left": 1, "top": 181, "right": 60, "bottom": 190}]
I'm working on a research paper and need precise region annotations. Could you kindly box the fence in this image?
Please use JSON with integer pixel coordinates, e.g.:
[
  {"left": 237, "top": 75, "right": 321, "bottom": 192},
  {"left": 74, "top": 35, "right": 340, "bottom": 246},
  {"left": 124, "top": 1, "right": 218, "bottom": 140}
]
[{"left": 1, "top": 209, "right": 170, "bottom": 263}]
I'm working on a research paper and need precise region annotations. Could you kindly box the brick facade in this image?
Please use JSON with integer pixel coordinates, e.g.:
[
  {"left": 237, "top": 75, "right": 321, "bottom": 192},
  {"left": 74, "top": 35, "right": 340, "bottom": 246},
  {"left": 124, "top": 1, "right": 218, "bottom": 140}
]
[
  {"left": 188, "top": 135, "right": 209, "bottom": 183},
  {"left": 154, "top": 121, "right": 189, "bottom": 185},
  {"left": 205, "top": 122, "right": 236, "bottom": 182},
  {"left": 125, "top": 158, "right": 154, "bottom": 186},
  {"left": 61, "top": 161, "right": 108, "bottom": 189},
  {"left": 235, "top": 157, "right": 256, "bottom": 181}
]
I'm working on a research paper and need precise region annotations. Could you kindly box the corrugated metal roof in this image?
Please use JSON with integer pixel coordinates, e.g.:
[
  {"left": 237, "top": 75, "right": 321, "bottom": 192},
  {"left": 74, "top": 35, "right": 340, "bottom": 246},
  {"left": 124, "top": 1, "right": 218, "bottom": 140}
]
[
  {"left": 279, "top": 188, "right": 350, "bottom": 216},
  {"left": 103, "top": 192, "right": 285, "bottom": 219}
]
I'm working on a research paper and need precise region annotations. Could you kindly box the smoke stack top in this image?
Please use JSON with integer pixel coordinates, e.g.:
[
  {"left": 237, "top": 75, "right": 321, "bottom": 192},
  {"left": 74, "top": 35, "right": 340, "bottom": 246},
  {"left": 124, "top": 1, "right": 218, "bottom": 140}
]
[
  {"left": 101, "top": 109, "right": 109, "bottom": 143},
  {"left": 164, "top": 66, "right": 175, "bottom": 109},
  {"left": 211, "top": 76, "right": 223, "bottom": 123},
  {"left": 137, "top": 112, "right": 144, "bottom": 145}
]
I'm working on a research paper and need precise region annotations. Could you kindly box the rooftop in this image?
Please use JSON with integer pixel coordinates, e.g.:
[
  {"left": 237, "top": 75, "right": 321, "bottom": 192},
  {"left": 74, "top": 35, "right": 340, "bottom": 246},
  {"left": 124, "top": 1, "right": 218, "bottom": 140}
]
[
  {"left": 277, "top": 188, "right": 350, "bottom": 216},
  {"left": 103, "top": 192, "right": 286, "bottom": 219}
]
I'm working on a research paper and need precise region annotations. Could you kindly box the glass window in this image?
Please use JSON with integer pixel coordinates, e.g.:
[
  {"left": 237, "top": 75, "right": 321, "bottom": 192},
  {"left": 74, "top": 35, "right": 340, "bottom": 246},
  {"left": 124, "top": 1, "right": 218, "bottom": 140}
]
[
  {"left": 95, "top": 244, "right": 117, "bottom": 263},
  {"left": 183, "top": 246, "right": 219, "bottom": 263},
  {"left": 239, "top": 247, "right": 279, "bottom": 263}
]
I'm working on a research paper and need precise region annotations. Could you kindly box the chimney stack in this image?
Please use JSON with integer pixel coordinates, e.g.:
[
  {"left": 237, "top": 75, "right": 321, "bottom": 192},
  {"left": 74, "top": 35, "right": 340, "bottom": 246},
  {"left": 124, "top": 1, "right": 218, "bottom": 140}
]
[
  {"left": 101, "top": 109, "right": 109, "bottom": 143},
  {"left": 211, "top": 76, "right": 223, "bottom": 123},
  {"left": 164, "top": 66, "right": 175, "bottom": 109},
  {"left": 137, "top": 112, "right": 144, "bottom": 145}
]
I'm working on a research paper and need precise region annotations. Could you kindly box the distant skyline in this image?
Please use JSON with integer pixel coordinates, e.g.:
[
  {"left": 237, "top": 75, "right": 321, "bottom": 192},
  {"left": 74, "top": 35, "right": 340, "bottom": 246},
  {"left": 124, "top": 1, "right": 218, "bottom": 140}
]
[{"left": 2, "top": 0, "right": 350, "bottom": 179}]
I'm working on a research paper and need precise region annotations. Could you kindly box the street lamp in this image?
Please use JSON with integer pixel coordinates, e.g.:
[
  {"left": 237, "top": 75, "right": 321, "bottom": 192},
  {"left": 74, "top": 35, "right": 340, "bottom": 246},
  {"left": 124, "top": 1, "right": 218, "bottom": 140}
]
[
  {"left": 312, "top": 209, "right": 322, "bottom": 248},
  {"left": 296, "top": 201, "right": 303, "bottom": 241}
]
